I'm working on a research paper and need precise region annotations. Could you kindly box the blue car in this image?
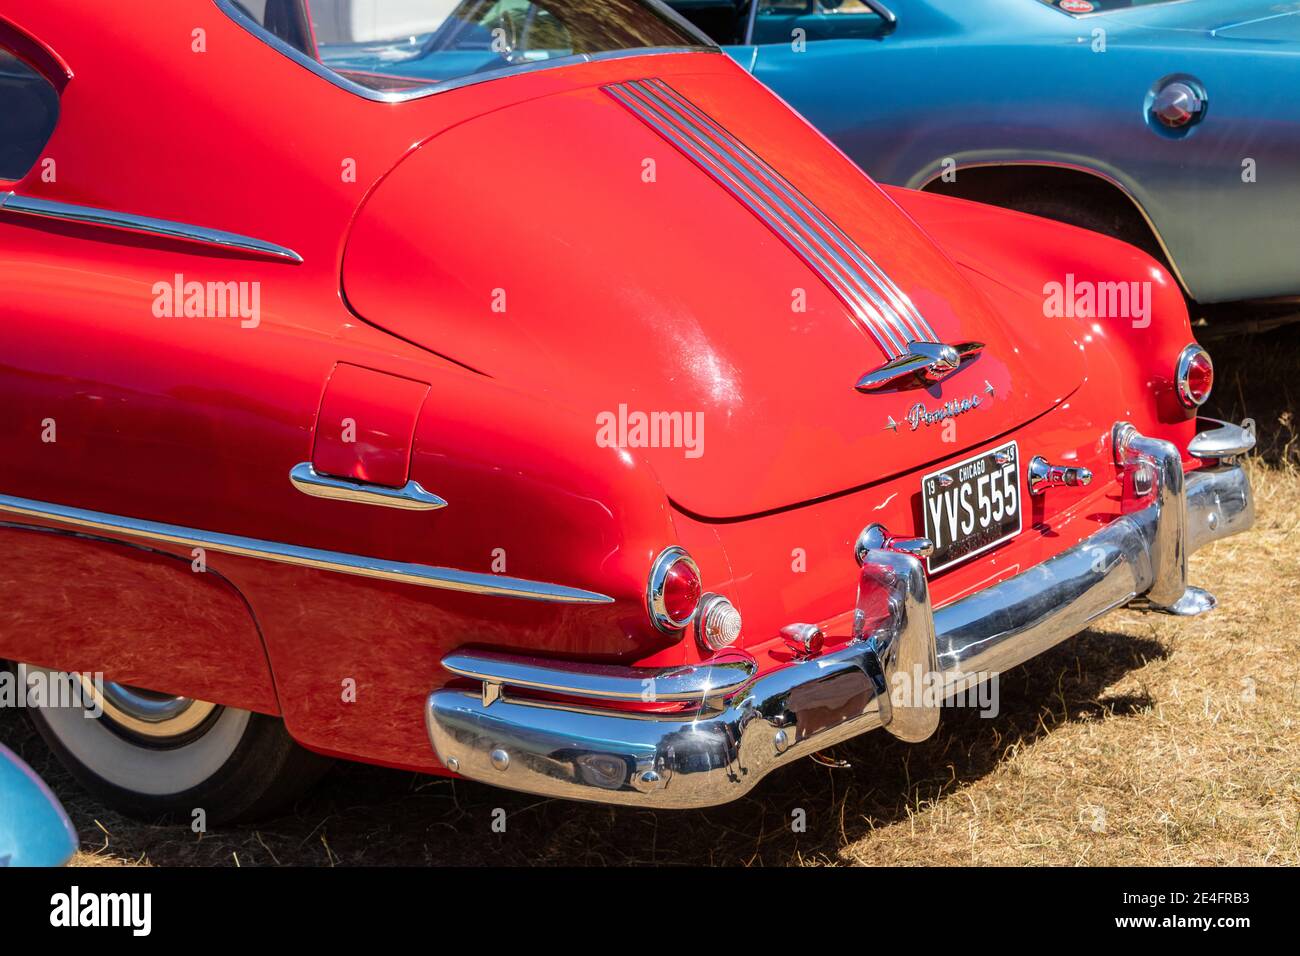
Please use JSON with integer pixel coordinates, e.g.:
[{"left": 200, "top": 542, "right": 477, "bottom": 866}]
[
  {"left": 666, "top": 0, "right": 1300, "bottom": 311},
  {"left": 0, "top": 743, "right": 77, "bottom": 867}
]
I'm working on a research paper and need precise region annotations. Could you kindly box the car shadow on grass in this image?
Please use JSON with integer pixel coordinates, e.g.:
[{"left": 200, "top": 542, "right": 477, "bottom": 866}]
[{"left": 1, "top": 625, "right": 1167, "bottom": 867}]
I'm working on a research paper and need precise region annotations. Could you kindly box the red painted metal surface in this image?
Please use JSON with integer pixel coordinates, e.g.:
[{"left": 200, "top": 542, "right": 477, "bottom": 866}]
[
  {"left": 0, "top": 527, "right": 279, "bottom": 715},
  {"left": 0, "top": 1, "right": 1198, "bottom": 772},
  {"left": 342, "top": 73, "right": 1089, "bottom": 519}
]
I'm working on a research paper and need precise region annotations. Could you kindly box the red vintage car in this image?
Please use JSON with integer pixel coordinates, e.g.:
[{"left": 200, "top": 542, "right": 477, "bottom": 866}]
[{"left": 0, "top": 0, "right": 1255, "bottom": 821}]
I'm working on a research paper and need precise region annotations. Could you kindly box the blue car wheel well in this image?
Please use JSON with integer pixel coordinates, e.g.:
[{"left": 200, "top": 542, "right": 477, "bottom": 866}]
[{"left": 921, "top": 164, "right": 1182, "bottom": 295}]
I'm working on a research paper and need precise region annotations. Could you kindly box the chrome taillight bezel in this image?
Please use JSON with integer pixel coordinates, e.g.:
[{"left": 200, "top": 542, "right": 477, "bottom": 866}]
[
  {"left": 646, "top": 547, "right": 701, "bottom": 633},
  {"left": 1175, "top": 343, "right": 1213, "bottom": 408}
]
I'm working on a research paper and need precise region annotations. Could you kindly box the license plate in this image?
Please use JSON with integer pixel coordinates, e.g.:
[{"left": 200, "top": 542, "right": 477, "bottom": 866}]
[{"left": 921, "top": 441, "right": 1022, "bottom": 574}]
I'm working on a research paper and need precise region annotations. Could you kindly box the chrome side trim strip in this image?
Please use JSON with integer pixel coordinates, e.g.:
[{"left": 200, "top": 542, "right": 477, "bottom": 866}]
[
  {"left": 605, "top": 78, "right": 936, "bottom": 357},
  {"left": 0, "top": 192, "right": 303, "bottom": 264},
  {"left": 0, "top": 492, "right": 612, "bottom": 605},
  {"left": 288, "top": 462, "right": 447, "bottom": 511}
]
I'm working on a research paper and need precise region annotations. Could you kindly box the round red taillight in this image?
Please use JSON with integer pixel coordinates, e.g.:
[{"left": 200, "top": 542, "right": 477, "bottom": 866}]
[
  {"left": 647, "top": 547, "right": 702, "bottom": 632},
  {"left": 1176, "top": 344, "right": 1214, "bottom": 408}
]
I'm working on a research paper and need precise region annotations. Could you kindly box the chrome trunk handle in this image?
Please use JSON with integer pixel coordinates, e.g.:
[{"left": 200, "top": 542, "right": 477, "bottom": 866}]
[{"left": 289, "top": 462, "right": 447, "bottom": 511}]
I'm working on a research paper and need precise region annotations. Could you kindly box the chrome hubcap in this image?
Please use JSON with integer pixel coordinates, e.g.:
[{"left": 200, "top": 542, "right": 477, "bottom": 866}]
[{"left": 78, "top": 675, "right": 218, "bottom": 740}]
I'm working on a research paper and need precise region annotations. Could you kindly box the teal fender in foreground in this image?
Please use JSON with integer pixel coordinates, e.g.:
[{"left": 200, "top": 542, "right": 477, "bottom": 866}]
[
  {"left": 675, "top": 0, "right": 1300, "bottom": 304},
  {"left": 0, "top": 743, "right": 77, "bottom": 867}
]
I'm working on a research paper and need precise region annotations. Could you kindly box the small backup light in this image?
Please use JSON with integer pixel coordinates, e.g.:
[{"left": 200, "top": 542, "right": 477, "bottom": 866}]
[
  {"left": 1176, "top": 344, "right": 1214, "bottom": 408},
  {"left": 647, "top": 547, "right": 702, "bottom": 633},
  {"left": 696, "top": 594, "right": 743, "bottom": 652}
]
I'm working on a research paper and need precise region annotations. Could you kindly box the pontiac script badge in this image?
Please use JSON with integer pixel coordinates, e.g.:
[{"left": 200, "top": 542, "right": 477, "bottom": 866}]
[{"left": 889, "top": 393, "right": 983, "bottom": 432}]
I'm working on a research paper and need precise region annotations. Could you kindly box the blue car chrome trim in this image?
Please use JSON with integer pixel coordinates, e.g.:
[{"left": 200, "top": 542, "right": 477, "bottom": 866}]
[
  {"left": 427, "top": 422, "right": 1254, "bottom": 807},
  {"left": 0, "top": 192, "right": 303, "bottom": 264},
  {"left": 604, "top": 78, "right": 936, "bottom": 359},
  {"left": 0, "top": 493, "right": 612, "bottom": 605}
]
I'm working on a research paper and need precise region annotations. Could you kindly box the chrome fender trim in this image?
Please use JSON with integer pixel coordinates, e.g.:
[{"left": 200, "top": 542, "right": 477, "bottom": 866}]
[
  {"left": 0, "top": 191, "right": 303, "bottom": 264},
  {"left": 0, "top": 493, "right": 612, "bottom": 605}
]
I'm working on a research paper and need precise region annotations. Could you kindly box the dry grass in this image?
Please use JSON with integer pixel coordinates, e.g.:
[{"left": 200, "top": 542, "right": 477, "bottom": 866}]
[{"left": 2, "top": 324, "right": 1297, "bottom": 867}]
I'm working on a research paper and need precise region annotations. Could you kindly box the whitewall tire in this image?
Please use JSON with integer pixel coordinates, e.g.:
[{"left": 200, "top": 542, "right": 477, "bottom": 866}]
[{"left": 21, "top": 666, "right": 331, "bottom": 823}]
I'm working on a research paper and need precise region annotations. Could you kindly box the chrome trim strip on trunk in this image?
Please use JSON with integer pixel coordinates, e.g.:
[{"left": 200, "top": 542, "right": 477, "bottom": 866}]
[
  {"left": 426, "top": 426, "right": 1254, "bottom": 807},
  {"left": 604, "top": 78, "right": 935, "bottom": 358},
  {"left": 0, "top": 492, "right": 611, "bottom": 605},
  {"left": 605, "top": 82, "right": 905, "bottom": 356},
  {"left": 646, "top": 79, "right": 933, "bottom": 343},
  {"left": 0, "top": 192, "right": 303, "bottom": 264}
]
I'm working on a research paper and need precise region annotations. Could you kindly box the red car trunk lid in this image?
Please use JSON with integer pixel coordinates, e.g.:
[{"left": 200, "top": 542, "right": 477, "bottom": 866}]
[{"left": 342, "top": 68, "right": 1083, "bottom": 518}]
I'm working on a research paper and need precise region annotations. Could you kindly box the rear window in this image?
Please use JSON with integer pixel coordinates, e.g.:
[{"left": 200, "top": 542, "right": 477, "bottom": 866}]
[
  {"left": 219, "top": 0, "right": 712, "bottom": 99},
  {"left": 0, "top": 49, "right": 59, "bottom": 181}
]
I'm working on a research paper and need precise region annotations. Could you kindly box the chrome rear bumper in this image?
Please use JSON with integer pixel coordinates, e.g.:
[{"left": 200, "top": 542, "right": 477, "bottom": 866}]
[{"left": 426, "top": 422, "right": 1254, "bottom": 808}]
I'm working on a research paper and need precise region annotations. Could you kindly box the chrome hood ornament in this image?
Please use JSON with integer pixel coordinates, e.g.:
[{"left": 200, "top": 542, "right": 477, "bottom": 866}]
[{"left": 856, "top": 341, "right": 984, "bottom": 392}]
